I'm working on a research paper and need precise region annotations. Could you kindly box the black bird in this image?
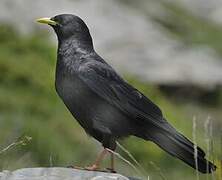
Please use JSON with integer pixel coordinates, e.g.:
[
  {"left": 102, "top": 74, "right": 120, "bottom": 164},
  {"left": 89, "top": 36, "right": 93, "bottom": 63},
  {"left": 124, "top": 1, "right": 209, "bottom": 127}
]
[{"left": 37, "top": 14, "right": 216, "bottom": 173}]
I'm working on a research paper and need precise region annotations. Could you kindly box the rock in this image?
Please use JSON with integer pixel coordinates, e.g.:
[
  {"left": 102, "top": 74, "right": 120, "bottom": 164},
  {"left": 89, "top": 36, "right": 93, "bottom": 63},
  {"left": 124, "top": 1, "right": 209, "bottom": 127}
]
[{"left": 0, "top": 167, "right": 141, "bottom": 180}]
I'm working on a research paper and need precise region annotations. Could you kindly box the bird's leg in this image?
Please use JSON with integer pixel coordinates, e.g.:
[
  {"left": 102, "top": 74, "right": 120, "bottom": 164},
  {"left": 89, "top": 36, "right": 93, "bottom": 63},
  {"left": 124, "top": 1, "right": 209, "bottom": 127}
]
[
  {"left": 106, "top": 148, "right": 116, "bottom": 173},
  {"left": 111, "top": 153, "right": 114, "bottom": 170},
  {"left": 85, "top": 148, "right": 108, "bottom": 171}
]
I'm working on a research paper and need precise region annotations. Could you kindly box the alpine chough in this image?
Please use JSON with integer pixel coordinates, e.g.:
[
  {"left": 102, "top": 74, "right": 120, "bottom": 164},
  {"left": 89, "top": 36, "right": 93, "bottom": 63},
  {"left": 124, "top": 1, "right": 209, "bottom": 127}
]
[{"left": 37, "top": 14, "right": 216, "bottom": 173}]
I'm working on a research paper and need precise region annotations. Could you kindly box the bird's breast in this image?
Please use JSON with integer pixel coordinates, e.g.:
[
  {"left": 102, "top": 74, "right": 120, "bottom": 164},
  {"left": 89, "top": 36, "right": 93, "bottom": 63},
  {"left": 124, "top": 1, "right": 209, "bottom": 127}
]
[
  {"left": 55, "top": 69, "right": 87, "bottom": 105},
  {"left": 55, "top": 63, "right": 133, "bottom": 139}
]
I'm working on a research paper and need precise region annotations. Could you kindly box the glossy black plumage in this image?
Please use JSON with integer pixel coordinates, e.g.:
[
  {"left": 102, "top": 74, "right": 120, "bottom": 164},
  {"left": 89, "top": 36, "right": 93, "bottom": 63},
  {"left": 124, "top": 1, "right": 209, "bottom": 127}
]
[{"left": 48, "top": 14, "right": 216, "bottom": 173}]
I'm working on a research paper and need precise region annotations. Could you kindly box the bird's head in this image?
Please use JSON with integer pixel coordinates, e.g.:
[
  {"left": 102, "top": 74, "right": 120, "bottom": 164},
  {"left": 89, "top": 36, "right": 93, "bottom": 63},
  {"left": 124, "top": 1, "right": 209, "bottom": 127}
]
[{"left": 37, "top": 14, "right": 93, "bottom": 46}]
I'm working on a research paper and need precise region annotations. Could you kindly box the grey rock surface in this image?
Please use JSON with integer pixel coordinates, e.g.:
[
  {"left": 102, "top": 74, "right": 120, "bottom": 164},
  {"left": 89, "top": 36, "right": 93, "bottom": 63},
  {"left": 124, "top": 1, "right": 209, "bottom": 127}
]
[{"left": 0, "top": 167, "right": 141, "bottom": 180}]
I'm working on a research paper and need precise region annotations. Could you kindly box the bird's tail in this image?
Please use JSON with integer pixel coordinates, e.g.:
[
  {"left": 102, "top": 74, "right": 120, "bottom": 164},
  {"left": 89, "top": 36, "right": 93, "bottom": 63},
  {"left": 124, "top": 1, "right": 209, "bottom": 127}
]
[{"left": 137, "top": 119, "right": 216, "bottom": 173}]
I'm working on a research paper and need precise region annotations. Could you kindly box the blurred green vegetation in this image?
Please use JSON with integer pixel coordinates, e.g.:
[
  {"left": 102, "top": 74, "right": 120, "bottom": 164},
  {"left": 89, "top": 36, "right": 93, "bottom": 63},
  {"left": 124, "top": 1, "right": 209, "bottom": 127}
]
[
  {"left": 0, "top": 24, "right": 221, "bottom": 180},
  {"left": 153, "top": 2, "right": 222, "bottom": 57},
  {"left": 121, "top": 0, "right": 222, "bottom": 58}
]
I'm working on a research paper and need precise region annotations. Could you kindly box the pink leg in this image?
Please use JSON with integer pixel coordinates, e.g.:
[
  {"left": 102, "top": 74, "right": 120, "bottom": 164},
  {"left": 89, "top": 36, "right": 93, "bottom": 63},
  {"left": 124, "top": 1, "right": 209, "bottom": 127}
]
[
  {"left": 105, "top": 148, "right": 116, "bottom": 173},
  {"left": 85, "top": 149, "right": 108, "bottom": 171}
]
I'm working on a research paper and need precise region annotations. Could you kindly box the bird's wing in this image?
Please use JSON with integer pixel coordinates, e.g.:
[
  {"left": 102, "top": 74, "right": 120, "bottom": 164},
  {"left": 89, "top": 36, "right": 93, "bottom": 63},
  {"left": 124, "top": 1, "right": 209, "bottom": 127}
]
[
  {"left": 77, "top": 61, "right": 217, "bottom": 173},
  {"left": 77, "top": 61, "right": 164, "bottom": 126}
]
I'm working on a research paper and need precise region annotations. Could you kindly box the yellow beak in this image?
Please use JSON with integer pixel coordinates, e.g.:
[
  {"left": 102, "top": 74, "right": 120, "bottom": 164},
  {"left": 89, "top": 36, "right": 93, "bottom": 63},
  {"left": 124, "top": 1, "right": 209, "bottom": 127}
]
[{"left": 36, "top": 17, "right": 57, "bottom": 26}]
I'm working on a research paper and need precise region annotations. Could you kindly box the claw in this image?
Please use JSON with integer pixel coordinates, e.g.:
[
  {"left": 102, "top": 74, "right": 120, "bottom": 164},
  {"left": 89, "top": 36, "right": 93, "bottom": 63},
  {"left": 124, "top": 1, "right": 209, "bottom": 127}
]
[
  {"left": 67, "top": 165, "right": 85, "bottom": 170},
  {"left": 106, "top": 168, "right": 117, "bottom": 173},
  {"left": 85, "top": 164, "right": 100, "bottom": 171}
]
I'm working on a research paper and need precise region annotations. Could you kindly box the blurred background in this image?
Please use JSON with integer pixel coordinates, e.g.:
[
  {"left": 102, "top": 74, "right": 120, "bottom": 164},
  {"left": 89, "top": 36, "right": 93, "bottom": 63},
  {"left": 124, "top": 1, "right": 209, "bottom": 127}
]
[{"left": 0, "top": 0, "right": 222, "bottom": 179}]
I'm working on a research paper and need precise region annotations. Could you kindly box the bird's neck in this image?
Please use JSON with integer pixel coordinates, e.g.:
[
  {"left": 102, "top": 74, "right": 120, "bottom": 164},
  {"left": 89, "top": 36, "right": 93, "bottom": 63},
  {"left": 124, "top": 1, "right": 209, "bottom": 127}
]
[
  {"left": 57, "top": 37, "right": 94, "bottom": 62},
  {"left": 58, "top": 33, "right": 94, "bottom": 51}
]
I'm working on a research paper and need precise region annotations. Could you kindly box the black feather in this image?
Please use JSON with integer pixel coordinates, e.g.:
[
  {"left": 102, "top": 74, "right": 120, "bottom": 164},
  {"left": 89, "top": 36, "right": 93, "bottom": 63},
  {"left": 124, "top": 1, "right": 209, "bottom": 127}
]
[
  {"left": 137, "top": 120, "right": 216, "bottom": 173},
  {"left": 46, "top": 14, "right": 216, "bottom": 173}
]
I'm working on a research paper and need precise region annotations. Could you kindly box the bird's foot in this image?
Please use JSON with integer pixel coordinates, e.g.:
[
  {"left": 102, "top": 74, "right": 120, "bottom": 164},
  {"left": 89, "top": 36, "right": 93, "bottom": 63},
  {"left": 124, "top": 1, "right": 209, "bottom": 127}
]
[
  {"left": 67, "top": 165, "right": 74, "bottom": 168},
  {"left": 67, "top": 165, "right": 85, "bottom": 170},
  {"left": 68, "top": 164, "right": 116, "bottom": 173},
  {"left": 85, "top": 164, "right": 100, "bottom": 171},
  {"left": 106, "top": 168, "right": 116, "bottom": 173},
  {"left": 85, "top": 165, "right": 116, "bottom": 173}
]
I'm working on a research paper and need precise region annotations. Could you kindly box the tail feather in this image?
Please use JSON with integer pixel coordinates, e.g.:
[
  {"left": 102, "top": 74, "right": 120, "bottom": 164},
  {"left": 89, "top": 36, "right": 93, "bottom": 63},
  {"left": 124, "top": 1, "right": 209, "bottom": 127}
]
[{"left": 138, "top": 120, "right": 216, "bottom": 173}]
